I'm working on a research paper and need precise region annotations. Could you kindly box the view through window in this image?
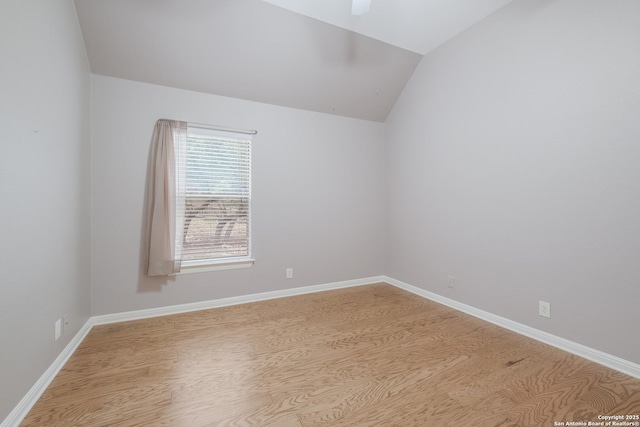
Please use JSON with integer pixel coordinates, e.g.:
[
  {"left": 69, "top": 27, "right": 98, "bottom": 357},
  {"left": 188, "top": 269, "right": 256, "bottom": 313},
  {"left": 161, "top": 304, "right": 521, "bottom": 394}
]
[{"left": 181, "top": 126, "right": 252, "bottom": 264}]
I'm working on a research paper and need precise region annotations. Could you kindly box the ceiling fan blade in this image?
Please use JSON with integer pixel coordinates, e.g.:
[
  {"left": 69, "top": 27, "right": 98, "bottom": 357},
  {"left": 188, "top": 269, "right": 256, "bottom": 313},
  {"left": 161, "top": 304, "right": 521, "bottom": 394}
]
[{"left": 352, "top": 0, "right": 370, "bottom": 15}]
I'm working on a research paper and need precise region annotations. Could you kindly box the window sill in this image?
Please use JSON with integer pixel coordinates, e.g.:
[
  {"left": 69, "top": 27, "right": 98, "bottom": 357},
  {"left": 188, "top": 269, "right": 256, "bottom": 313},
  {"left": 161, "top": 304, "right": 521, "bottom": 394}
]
[{"left": 178, "top": 258, "right": 255, "bottom": 275}]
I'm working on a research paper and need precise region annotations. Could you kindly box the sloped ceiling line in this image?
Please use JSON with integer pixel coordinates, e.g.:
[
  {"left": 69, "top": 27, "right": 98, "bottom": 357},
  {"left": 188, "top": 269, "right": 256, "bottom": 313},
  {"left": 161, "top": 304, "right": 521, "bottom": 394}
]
[{"left": 75, "top": 0, "right": 514, "bottom": 122}]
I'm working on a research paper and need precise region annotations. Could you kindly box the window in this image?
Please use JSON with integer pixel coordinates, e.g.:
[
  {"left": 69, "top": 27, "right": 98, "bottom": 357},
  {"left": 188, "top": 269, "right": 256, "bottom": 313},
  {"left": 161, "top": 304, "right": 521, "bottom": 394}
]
[{"left": 179, "top": 125, "right": 253, "bottom": 271}]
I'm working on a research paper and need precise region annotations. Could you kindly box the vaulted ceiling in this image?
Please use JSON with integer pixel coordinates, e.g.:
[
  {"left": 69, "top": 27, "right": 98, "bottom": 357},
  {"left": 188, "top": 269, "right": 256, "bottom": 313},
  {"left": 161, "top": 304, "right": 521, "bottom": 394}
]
[{"left": 74, "top": 0, "right": 514, "bottom": 122}]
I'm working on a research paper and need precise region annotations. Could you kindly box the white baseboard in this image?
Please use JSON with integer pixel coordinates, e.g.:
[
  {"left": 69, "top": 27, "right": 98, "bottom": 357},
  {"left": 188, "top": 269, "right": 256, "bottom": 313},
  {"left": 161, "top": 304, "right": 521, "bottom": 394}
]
[
  {"left": 2, "top": 276, "right": 385, "bottom": 427},
  {"left": 91, "top": 276, "right": 386, "bottom": 325},
  {"left": 5, "top": 274, "right": 639, "bottom": 426},
  {"left": 1, "top": 320, "right": 93, "bottom": 427},
  {"left": 383, "top": 275, "right": 640, "bottom": 380}
]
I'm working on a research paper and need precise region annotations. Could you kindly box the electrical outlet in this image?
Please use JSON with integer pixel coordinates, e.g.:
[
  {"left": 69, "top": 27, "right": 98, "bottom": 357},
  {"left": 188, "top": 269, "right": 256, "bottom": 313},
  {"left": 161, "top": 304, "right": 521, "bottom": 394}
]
[
  {"left": 446, "top": 276, "right": 455, "bottom": 289},
  {"left": 286, "top": 268, "right": 293, "bottom": 279},
  {"left": 539, "top": 301, "right": 551, "bottom": 318},
  {"left": 54, "top": 319, "right": 62, "bottom": 341}
]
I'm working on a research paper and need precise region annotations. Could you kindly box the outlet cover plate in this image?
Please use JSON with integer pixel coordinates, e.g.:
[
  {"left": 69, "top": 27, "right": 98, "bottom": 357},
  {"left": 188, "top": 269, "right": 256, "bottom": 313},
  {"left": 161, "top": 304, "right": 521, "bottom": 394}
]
[
  {"left": 446, "top": 276, "right": 455, "bottom": 289},
  {"left": 539, "top": 301, "right": 551, "bottom": 318},
  {"left": 54, "top": 319, "right": 62, "bottom": 341}
]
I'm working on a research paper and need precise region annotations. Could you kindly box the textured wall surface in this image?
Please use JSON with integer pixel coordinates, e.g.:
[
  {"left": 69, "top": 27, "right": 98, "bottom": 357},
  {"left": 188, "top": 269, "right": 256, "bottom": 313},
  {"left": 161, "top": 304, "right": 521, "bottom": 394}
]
[
  {"left": 90, "top": 75, "right": 386, "bottom": 315},
  {"left": 0, "top": 0, "right": 91, "bottom": 420},
  {"left": 386, "top": 0, "right": 640, "bottom": 363}
]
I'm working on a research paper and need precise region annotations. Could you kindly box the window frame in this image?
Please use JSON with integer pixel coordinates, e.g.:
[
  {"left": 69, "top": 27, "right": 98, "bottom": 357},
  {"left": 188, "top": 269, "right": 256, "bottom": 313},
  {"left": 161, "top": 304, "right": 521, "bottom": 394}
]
[{"left": 177, "top": 124, "right": 255, "bottom": 274}]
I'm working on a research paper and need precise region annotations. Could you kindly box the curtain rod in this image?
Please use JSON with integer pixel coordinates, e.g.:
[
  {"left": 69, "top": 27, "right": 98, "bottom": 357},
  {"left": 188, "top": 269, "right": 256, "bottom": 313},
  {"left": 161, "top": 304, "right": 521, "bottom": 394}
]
[{"left": 159, "top": 119, "right": 258, "bottom": 135}]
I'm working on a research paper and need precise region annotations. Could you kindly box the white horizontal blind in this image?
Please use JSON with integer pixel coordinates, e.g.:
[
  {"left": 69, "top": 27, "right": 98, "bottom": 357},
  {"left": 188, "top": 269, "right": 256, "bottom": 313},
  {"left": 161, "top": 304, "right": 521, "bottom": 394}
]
[{"left": 182, "top": 126, "right": 251, "bottom": 263}]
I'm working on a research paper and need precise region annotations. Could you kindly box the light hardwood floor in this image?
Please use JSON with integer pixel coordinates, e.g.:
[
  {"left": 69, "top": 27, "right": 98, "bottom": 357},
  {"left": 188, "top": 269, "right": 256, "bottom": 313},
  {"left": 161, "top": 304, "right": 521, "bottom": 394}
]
[{"left": 21, "top": 284, "right": 640, "bottom": 426}]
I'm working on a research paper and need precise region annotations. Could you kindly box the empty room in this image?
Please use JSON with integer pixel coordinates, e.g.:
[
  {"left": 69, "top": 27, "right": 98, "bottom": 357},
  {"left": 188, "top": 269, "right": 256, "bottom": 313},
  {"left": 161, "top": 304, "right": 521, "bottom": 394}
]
[{"left": 1, "top": 0, "right": 639, "bottom": 426}]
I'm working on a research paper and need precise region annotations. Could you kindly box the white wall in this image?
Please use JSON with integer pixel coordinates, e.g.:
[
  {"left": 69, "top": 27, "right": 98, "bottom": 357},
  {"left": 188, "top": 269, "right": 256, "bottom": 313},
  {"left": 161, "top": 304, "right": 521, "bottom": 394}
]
[
  {"left": 0, "top": 0, "right": 91, "bottom": 421},
  {"left": 386, "top": 0, "right": 640, "bottom": 363},
  {"left": 90, "top": 76, "right": 386, "bottom": 315}
]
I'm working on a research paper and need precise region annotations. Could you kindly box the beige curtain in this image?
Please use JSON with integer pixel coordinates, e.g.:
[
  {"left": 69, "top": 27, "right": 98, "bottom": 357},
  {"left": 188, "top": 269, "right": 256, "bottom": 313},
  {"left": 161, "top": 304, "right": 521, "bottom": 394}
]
[{"left": 146, "top": 119, "right": 187, "bottom": 276}]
